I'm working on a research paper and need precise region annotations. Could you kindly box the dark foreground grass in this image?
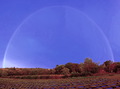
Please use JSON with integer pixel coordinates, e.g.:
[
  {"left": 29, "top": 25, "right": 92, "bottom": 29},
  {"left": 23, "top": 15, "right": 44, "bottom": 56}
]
[{"left": 0, "top": 74, "right": 120, "bottom": 89}]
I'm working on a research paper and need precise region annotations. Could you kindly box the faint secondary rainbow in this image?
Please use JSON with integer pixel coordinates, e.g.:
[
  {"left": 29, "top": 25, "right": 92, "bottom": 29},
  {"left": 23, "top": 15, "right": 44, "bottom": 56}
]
[{"left": 2, "top": 6, "right": 114, "bottom": 68}]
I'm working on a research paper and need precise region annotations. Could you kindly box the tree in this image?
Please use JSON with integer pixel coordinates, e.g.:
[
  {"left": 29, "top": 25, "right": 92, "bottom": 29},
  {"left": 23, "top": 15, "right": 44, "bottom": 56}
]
[
  {"left": 55, "top": 65, "right": 65, "bottom": 74},
  {"left": 104, "top": 60, "right": 113, "bottom": 67},
  {"left": 65, "top": 63, "right": 81, "bottom": 73},
  {"left": 84, "top": 58, "right": 93, "bottom": 64},
  {"left": 61, "top": 68, "right": 70, "bottom": 75},
  {"left": 111, "top": 62, "right": 120, "bottom": 73},
  {"left": 104, "top": 60, "right": 113, "bottom": 72},
  {"left": 83, "top": 58, "right": 99, "bottom": 74}
]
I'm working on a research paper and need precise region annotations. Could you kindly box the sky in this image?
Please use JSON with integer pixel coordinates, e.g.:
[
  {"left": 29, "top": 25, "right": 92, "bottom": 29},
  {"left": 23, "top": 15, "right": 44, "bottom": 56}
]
[{"left": 0, "top": 0, "right": 120, "bottom": 68}]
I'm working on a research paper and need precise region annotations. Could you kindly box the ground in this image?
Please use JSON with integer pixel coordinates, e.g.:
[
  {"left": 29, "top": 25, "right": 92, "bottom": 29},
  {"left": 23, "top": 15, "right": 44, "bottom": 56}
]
[{"left": 0, "top": 74, "right": 120, "bottom": 89}]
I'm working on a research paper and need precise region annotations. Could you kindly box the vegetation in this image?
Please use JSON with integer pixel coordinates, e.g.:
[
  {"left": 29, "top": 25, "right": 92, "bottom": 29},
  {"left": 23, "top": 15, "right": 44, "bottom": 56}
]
[
  {"left": 0, "top": 74, "right": 120, "bottom": 88},
  {"left": 0, "top": 58, "right": 120, "bottom": 78},
  {"left": 1, "top": 58, "right": 120, "bottom": 88}
]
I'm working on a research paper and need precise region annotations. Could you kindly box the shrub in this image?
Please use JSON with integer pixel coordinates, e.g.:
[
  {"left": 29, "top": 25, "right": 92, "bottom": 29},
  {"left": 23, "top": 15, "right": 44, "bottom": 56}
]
[
  {"left": 109, "top": 73, "right": 114, "bottom": 76},
  {"left": 61, "top": 68, "right": 70, "bottom": 75},
  {"left": 80, "top": 71, "right": 92, "bottom": 76},
  {"left": 62, "top": 74, "right": 70, "bottom": 78},
  {"left": 1, "top": 70, "right": 8, "bottom": 77},
  {"left": 70, "top": 72, "right": 80, "bottom": 77}
]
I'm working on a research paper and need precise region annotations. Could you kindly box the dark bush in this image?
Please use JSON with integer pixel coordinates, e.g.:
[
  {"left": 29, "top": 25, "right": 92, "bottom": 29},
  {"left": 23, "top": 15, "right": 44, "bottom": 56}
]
[
  {"left": 70, "top": 72, "right": 80, "bottom": 77},
  {"left": 62, "top": 74, "right": 70, "bottom": 78},
  {"left": 80, "top": 72, "right": 92, "bottom": 76}
]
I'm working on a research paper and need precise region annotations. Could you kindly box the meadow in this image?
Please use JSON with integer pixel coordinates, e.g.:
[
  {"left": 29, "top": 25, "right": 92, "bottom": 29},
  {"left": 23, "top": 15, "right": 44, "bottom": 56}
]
[{"left": 0, "top": 74, "right": 120, "bottom": 89}]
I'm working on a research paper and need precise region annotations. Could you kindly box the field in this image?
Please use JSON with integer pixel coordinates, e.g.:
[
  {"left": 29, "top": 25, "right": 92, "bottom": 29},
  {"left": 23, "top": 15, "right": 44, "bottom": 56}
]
[{"left": 0, "top": 74, "right": 120, "bottom": 89}]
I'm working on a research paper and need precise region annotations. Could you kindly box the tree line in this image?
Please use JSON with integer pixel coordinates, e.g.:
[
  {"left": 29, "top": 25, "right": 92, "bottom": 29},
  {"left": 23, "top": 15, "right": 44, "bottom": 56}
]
[{"left": 0, "top": 58, "right": 120, "bottom": 77}]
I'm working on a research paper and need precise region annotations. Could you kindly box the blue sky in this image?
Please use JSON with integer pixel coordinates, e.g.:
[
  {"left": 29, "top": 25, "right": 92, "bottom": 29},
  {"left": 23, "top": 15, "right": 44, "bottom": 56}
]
[{"left": 0, "top": 0, "right": 120, "bottom": 68}]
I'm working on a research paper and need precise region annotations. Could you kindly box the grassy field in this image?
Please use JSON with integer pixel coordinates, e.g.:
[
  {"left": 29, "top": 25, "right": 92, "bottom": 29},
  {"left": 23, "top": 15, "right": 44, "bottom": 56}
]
[{"left": 0, "top": 74, "right": 120, "bottom": 89}]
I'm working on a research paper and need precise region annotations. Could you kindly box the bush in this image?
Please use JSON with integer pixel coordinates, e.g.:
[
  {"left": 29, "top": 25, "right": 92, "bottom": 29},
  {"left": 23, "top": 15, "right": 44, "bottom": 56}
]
[
  {"left": 62, "top": 74, "right": 70, "bottom": 78},
  {"left": 70, "top": 72, "right": 80, "bottom": 77},
  {"left": 1, "top": 70, "right": 8, "bottom": 77},
  {"left": 109, "top": 73, "right": 114, "bottom": 76},
  {"left": 61, "top": 68, "right": 70, "bottom": 75},
  {"left": 80, "top": 72, "right": 92, "bottom": 76}
]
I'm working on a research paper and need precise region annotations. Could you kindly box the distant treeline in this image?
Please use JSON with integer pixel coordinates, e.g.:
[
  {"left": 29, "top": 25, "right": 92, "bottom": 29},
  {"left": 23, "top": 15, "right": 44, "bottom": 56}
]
[{"left": 0, "top": 58, "right": 120, "bottom": 78}]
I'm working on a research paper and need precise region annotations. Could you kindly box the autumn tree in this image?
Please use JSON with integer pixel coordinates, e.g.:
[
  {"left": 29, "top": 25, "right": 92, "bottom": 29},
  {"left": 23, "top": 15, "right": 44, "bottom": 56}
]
[
  {"left": 65, "top": 63, "right": 81, "bottom": 73},
  {"left": 61, "top": 67, "right": 70, "bottom": 75},
  {"left": 55, "top": 65, "right": 70, "bottom": 74},
  {"left": 110, "top": 62, "right": 120, "bottom": 73},
  {"left": 83, "top": 58, "right": 99, "bottom": 74},
  {"left": 104, "top": 60, "right": 113, "bottom": 72}
]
